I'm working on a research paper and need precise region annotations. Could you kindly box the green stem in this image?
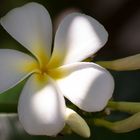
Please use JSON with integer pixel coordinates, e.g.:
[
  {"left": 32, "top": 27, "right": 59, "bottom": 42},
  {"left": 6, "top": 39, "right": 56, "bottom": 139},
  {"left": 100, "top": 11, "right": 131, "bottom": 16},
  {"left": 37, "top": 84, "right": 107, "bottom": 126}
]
[{"left": 107, "top": 101, "right": 140, "bottom": 114}]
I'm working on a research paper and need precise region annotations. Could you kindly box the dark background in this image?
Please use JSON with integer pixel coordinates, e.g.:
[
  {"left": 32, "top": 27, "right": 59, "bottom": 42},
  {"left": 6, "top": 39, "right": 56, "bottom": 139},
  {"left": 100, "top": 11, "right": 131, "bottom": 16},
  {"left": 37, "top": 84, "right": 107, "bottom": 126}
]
[{"left": 0, "top": 0, "right": 140, "bottom": 140}]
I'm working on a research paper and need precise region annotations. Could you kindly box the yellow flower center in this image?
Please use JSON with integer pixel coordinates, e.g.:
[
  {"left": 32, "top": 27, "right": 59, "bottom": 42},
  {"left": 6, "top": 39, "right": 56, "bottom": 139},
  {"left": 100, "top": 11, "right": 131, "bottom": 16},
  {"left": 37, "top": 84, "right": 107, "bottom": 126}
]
[
  {"left": 21, "top": 48, "right": 68, "bottom": 81},
  {"left": 35, "top": 59, "right": 66, "bottom": 80}
]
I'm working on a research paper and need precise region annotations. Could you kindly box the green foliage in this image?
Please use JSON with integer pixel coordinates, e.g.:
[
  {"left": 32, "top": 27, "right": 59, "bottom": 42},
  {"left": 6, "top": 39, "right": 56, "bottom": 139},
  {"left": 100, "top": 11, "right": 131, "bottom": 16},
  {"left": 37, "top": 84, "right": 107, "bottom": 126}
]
[{"left": 0, "top": 80, "right": 25, "bottom": 112}]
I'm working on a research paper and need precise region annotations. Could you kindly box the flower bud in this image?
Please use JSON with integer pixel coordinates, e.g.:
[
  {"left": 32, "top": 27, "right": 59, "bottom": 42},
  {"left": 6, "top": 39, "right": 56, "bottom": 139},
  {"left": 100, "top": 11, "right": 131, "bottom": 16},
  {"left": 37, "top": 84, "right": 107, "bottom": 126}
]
[
  {"left": 65, "top": 108, "right": 90, "bottom": 138},
  {"left": 94, "top": 112, "right": 140, "bottom": 133},
  {"left": 96, "top": 54, "right": 140, "bottom": 71}
]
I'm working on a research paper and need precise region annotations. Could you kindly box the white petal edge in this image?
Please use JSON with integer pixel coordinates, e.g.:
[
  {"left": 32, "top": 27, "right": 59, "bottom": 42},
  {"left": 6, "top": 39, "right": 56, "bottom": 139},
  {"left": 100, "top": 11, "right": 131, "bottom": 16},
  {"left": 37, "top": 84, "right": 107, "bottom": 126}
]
[
  {"left": 48, "top": 13, "right": 108, "bottom": 68},
  {"left": 0, "top": 49, "right": 38, "bottom": 93},
  {"left": 0, "top": 2, "right": 52, "bottom": 64},
  {"left": 18, "top": 74, "right": 66, "bottom": 136},
  {"left": 55, "top": 62, "right": 114, "bottom": 112}
]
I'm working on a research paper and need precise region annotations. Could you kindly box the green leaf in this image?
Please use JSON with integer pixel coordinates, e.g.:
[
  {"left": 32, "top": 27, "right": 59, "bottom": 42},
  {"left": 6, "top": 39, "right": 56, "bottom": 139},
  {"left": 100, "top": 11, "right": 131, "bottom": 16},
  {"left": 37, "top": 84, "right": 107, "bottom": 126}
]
[{"left": 0, "top": 80, "right": 26, "bottom": 112}]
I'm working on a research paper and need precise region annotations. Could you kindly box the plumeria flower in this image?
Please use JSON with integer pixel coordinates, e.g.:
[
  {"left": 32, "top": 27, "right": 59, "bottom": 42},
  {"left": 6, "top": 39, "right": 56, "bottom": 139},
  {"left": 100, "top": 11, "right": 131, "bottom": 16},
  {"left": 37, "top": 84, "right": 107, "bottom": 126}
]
[{"left": 0, "top": 2, "right": 114, "bottom": 136}]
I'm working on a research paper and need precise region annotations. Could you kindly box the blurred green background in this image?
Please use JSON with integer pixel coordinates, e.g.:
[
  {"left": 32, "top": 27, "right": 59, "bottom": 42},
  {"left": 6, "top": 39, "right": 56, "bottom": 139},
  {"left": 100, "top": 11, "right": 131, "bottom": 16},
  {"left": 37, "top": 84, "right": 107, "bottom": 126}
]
[{"left": 0, "top": 0, "right": 140, "bottom": 140}]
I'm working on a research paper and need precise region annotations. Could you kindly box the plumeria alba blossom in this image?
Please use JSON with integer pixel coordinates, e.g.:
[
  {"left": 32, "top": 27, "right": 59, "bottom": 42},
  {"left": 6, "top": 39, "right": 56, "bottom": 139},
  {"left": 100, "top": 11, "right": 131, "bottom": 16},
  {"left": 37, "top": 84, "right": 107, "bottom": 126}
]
[{"left": 0, "top": 2, "right": 114, "bottom": 136}]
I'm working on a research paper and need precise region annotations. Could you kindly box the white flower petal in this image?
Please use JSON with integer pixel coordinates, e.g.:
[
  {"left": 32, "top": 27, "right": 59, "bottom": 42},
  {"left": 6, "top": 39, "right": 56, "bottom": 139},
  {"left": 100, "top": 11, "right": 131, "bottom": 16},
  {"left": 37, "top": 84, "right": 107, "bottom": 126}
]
[
  {"left": 48, "top": 13, "right": 108, "bottom": 68},
  {"left": 0, "top": 49, "right": 37, "bottom": 93},
  {"left": 56, "top": 62, "right": 114, "bottom": 112},
  {"left": 18, "top": 74, "right": 66, "bottom": 136},
  {"left": 0, "top": 2, "right": 52, "bottom": 64}
]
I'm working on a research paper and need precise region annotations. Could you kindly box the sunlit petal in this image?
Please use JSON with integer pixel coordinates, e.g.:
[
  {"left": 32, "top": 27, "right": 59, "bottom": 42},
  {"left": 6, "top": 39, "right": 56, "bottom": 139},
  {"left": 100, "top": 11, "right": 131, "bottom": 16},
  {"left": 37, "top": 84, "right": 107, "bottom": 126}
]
[
  {"left": 0, "top": 49, "right": 37, "bottom": 93},
  {"left": 18, "top": 74, "right": 66, "bottom": 136},
  {"left": 56, "top": 62, "right": 114, "bottom": 112},
  {"left": 0, "top": 2, "right": 52, "bottom": 64},
  {"left": 48, "top": 13, "right": 108, "bottom": 68}
]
